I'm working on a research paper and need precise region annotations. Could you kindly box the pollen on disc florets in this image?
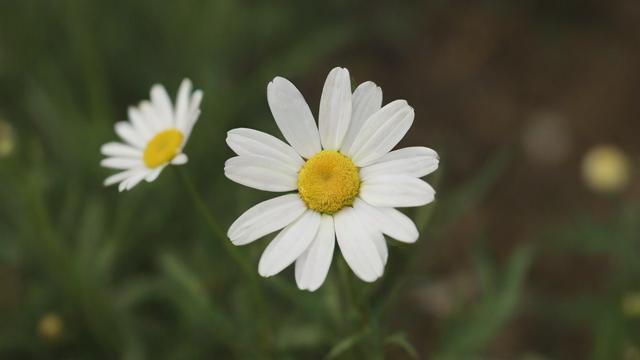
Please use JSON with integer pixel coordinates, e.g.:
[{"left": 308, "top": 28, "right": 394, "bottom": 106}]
[
  {"left": 297, "top": 150, "right": 360, "bottom": 214},
  {"left": 143, "top": 128, "right": 183, "bottom": 168}
]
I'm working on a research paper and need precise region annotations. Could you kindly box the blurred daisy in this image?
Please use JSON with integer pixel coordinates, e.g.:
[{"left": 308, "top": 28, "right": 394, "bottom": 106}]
[
  {"left": 38, "top": 312, "right": 63, "bottom": 342},
  {"left": 0, "top": 119, "right": 15, "bottom": 158},
  {"left": 581, "top": 144, "right": 630, "bottom": 194},
  {"left": 622, "top": 292, "right": 640, "bottom": 317},
  {"left": 101, "top": 79, "right": 202, "bottom": 191},
  {"left": 225, "top": 67, "right": 438, "bottom": 291}
]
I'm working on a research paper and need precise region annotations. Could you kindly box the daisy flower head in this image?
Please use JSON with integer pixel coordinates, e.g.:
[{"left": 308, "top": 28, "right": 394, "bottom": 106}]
[
  {"left": 225, "top": 67, "right": 438, "bottom": 291},
  {"left": 101, "top": 79, "right": 203, "bottom": 191}
]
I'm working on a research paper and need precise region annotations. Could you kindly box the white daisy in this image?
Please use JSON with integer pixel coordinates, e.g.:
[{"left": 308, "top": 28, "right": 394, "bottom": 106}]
[
  {"left": 225, "top": 67, "right": 438, "bottom": 291},
  {"left": 101, "top": 79, "right": 203, "bottom": 191}
]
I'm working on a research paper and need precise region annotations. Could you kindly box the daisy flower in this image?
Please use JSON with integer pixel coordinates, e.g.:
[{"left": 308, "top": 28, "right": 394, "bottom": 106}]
[
  {"left": 101, "top": 79, "right": 203, "bottom": 191},
  {"left": 225, "top": 67, "right": 438, "bottom": 291}
]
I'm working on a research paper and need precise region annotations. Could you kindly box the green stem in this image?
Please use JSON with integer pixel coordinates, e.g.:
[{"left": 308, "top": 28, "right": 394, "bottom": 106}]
[
  {"left": 338, "top": 260, "right": 359, "bottom": 320},
  {"left": 174, "top": 167, "right": 256, "bottom": 280},
  {"left": 336, "top": 259, "right": 386, "bottom": 359},
  {"left": 174, "top": 167, "right": 274, "bottom": 355}
]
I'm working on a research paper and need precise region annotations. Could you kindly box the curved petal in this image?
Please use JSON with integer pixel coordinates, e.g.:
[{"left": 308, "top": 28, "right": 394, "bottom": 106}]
[
  {"left": 353, "top": 199, "right": 419, "bottom": 243},
  {"left": 351, "top": 204, "right": 388, "bottom": 265},
  {"left": 118, "top": 169, "right": 147, "bottom": 192},
  {"left": 103, "top": 169, "right": 138, "bottom": 187},
  {"left": 334, "top": 207, "right": 384, "bottom": 282},
  {"left": 258, "top": 210, "right": 322, "bottom": 277},
  {"left": 101, "top": 142, "right": 142, "bottom": 158},
  {"left": 360, "top": 175, "right": 435, "bottom": 208},
  {"left": 340, "top": 81, "right": 382, "bottom": 154},
  {"left": 139, "top": 101, "right": 163, "bottom": 133},
  {"left": 267, "top": 77, "right": 321, "bottom": 158},
  {"left": 144, "top": 166, "right": 165, "bottom": 182},
  {"left": 228, "top": 194, "right": 307, "bottom": 246},
  {"left": 171, "top": 153, "right": 188, "bottom": 165},
  {"left": 115, "top": 122, "right": 146, "bottom": 149},
  {"left": 224, "top": 155, "right": 298, "bottom": 192},
  {"left": 347, "top": 100, "right": 414, "bottom": 167},
  {"left": 121, "top": 170, "right": 149, "bottom": 191},
  {"left": 371, "top": 229, "right": 388, "bottom": 266},
  {"left": 127, "top": 106, "right": 153, "bottom": 141},
  {"left": 182, "top": 90, "right": 203, "bottom": 139},
  {"left": 101, "top": 157, "right": 144, "bottom": 170},
  {"left": 150, "top": 84, "right": 174, "bottom": 128},
  {"left": 295, "top": 215, "right": 335, "bottom": 291},
  {"left": 319, "top": 67, "right": 352, "bottom": 150},
  {"left": 174, "top": 79, "right": 193, "bottom": 133},
  {"left": 360, "top": 146, "right": 439, "bottom": 180},
  {"left": 226, "top": 128, "right": 303, "bottom": 172}
]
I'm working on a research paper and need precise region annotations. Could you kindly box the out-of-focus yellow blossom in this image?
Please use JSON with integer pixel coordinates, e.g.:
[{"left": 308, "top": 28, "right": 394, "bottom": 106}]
[
  {"left": 581, "top": 145, "right": 630, "bottom": 193},
  {"left": 624, "top": 345, "right": 640, "bottom": 360},
  {"left": 622, "top": 292, "right": 640, "bottom": 317},
  {"left": 37, "top": 312, "right": 63, "bottom": 342},
  {"left": 0, "top": 119, "right": 15, "bottom": 158}
]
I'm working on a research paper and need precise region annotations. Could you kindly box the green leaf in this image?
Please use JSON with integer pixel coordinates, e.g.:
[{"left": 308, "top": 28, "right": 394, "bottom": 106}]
[
  {"left": 437, "top": 245, "right": 534, "bottom": 358},
  {"left": 384, "top": 332, "right": 419, "bottom": 359},
  {"left": 325, "top": 328, "right": 369, "bottom": 359}
]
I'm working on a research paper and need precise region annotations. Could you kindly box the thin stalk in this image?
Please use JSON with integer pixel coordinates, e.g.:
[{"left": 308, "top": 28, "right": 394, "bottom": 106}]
[
  {"left": 174, "top": 167, "right": 255, "bottom": 280},
  {"left": 174, "top": 167, "right": 273, "bottom": 355}
]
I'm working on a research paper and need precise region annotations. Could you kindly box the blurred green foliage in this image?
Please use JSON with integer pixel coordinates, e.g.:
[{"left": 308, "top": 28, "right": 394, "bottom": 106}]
[{"left": 1, "top": 0, "right": 639, "bottom": 359}]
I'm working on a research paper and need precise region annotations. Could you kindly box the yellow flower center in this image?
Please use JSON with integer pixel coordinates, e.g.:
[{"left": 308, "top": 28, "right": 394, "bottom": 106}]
[
  {"left": 297, "top": 150, "right": 360, "bottom": 214},
  {"left": 143, "top": 129, "right": 184, "bottom": 168}
]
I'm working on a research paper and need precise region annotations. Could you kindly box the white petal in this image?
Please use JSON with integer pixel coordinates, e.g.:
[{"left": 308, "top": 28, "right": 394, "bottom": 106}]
[
  {"left": 267, "top": 77, "right": 321, "bottom": 158},
  {"left": 116, "top": 169, "right": 148, "bottom": 191},
  {"left": 128, "top": 106, "right": 153, "bottom": 141},
  {"left": 334, "top": 207, "right": 384, "bottom": 282},
  {"left": 351, "top": 203, "right": 388, "bottom": 265},
  {"left": 224, "top": 155, "right": 298, "bottom": 192},
  {"left": 103, "top": 169, "right": 138, "bottom": 187},
  {"left": 150, "top": 84, "right": 174, "bottom": 128},
  {"left": 171, "top": 153, "right": 188, "bottom": 165},
  {"left": 124, "top": 170, "right": 149, "bottom": 191},
  {"left": 228, "top": 194, "right": 307, "bottom": 246},
  {"left": 115, "top": 122, "right": 146, "bottom": 149},
  {"left": 182, "top": 90, "right": 203, "bottom": 139},
  {"left": 226, "top": 128, "right": 303, "bottom": 172},
  {"left": 318, "top": 67, "right": 352, "bottom": 150},
  {"left": 100, "top": 142, "right": 142, "bottom": 158},
  {"left": 371, "top": 230, "right": 388, "bottom": 265},
  {"left": 139, "top": 101, "right": 163, "bottom": 132},
  {"left": 295, "top": 215, "right": 335, "bottom": 291},
  {"left": 353, "top": 199, "right": 419, "bottom": 243},
  {"left": 347, "top": 100, "right": 414, "bottom": 167},
  {"left": 189, "top": 89, "right": 203, "bottom": 114},
  {"left": 258, "top": 210, "right": 322, "bottom": 277},
  {"left": 144, "top": 166, "right": 165, "bottom": 182},
  {"left": 360, "top": 147, "right": 439, "bottom": 180},
  {"left": 340, "top": 81, "right": 382, "bottom": 154},
  {"left": 101, "top": 157, "right": 144, "bottom": 170},
  {"left": 360, "top": 175, "right": 435, "bottom": 208},
  {"left": 174, "top": 79, "right": 193, "bottom": 133}
]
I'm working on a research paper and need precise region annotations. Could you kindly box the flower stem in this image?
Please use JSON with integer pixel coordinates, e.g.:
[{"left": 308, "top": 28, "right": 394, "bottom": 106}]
[
  {"left": 174, "top": 167, "right": 255, "bottom": 281},
  {"left": 174, "top": 167, "right": 278, "bottom": 355},
  {"left": 338, "top": 258, "right": 364, "bottom": 321}
]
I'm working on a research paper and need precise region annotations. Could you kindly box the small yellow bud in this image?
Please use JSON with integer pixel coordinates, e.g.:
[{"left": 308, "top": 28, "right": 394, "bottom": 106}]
[
  {"left": 624, "top": 345, "right": 640, "bottom": 360},
  {"left": 622, "top": 292, "right": 640, "bottom": 317},
  {"left": 581, "top": 145, "right": 630, "bottom": 193},
  {"left": 38, "top": 312, "right": 64, "bottom": 342},
  {"left": 0, "top": 120, "right": 15, "bottom": 158}
]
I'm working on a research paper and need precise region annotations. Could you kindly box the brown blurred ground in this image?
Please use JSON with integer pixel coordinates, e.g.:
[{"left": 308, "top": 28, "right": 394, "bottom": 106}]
[{"left": 334, "top": 1, "right": 640, "bottom": 357}]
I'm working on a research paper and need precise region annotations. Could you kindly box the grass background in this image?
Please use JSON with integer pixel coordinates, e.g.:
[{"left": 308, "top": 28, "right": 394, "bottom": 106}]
[{"left": 1, "top": 0, "right": 640, "bottom": 358}]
